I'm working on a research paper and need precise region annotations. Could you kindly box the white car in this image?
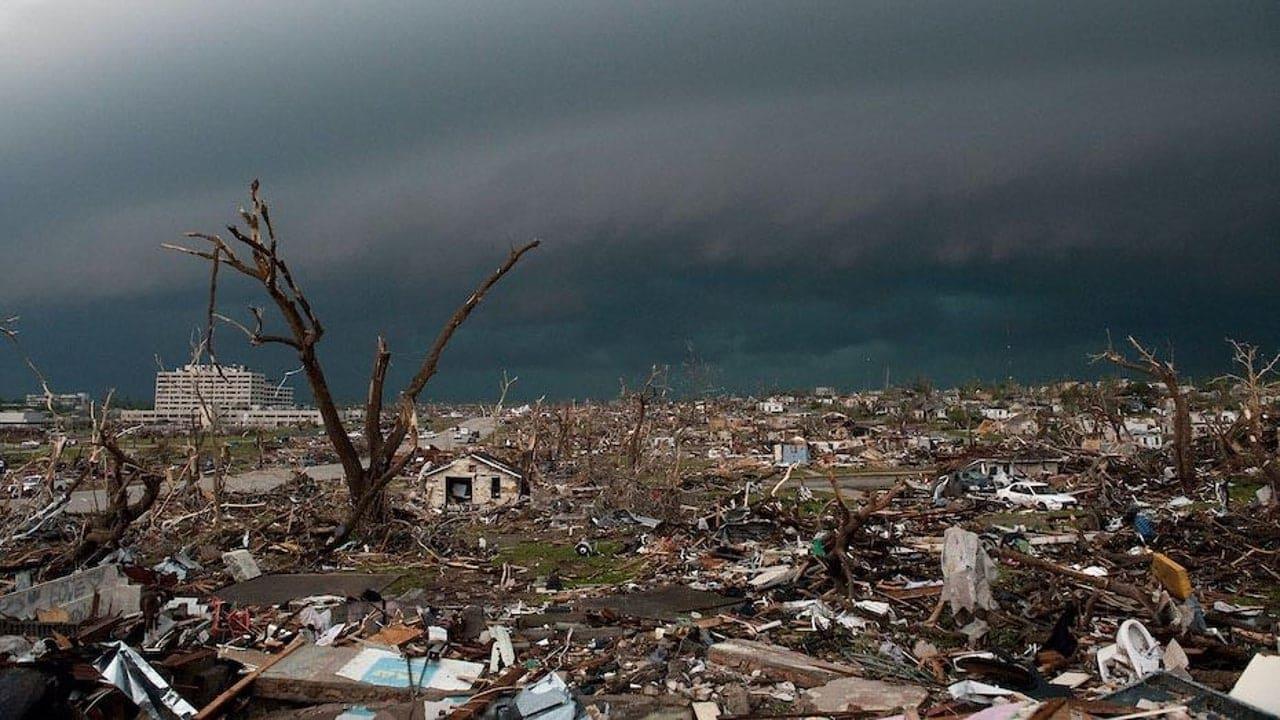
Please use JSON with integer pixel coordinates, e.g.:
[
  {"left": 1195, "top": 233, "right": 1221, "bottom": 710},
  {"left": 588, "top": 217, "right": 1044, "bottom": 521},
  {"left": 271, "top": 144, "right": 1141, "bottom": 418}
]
[
  {"left": 995, "top": 481, "right": 1078, "bottom": 510},
  {"left": 7, "top": 474, "right": 43, "bottom": 498}
]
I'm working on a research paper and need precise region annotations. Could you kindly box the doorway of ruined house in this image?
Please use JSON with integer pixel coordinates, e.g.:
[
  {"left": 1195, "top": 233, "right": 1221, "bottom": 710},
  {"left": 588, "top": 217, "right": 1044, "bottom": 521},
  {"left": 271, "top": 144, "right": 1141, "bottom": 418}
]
[{"left": 446, "top": 477, "right": 473, "bottom": 505}]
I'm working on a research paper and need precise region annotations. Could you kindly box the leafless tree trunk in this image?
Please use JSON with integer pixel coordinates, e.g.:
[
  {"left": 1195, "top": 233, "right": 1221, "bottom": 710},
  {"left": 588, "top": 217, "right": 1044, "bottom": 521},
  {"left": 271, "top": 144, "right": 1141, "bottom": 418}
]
[
  {"left": 1092, "top": 334, "right": 1195, "bottom": 491},
  {"left": 2, "top": 318, "right": 163, "bottom": 567},
  {"left": 517, "top": 398, "right": 543, "bottom": 495},
  {"left": 167, "top": 181, "right": 538, "bottom": 546},
  {"left": 621, "top": 365, "right": 666, "bottom": 471},
  {"left": 1085, "top": 381, "right": 1129, "bottom": 449},
  {"left": 488, "top": 370, "right": 518, "bottom": 419},
  {"left": 821, "top": 477, "right": 907, "bottom": 595},
  {"left": 554, "top": 403, "right": 574, "bottom": 464},
  {"left": 1219, "top": 339, "right": 1280, "bottom": 505},
  {"left": 73, "top": 394, "right": 163, "bottom": 565},
  {"left": 582, "top": 406, "right": 597, "bottom": 482}
]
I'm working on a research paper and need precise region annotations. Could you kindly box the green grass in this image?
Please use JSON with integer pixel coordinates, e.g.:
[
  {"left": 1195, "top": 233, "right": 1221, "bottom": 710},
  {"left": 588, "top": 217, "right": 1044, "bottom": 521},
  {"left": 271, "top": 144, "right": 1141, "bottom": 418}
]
[
  {"left": 1227, "top": 477, "right": 1267, "bottom": 504},
  {"left": 376, "top": 567, "right": 437, "bottom": 595},
  {"left": 1215, "top": 588, "right": 1280, "bottom": 618},
  {"left": 494, "top": 540, "right": 640, "bottom": 587},
  {"left": 986, "top": 622, "right": 1025, "bottom": 649},
  {"left": 111, "top": 432, "right": 278, "bottom": 472},
  {"left": 1262, "top": 587, "right": 1280, "bottom": 617},
  {"left": 0, "top": 448, "right": 44, "bottom": 465},
  {"left": 775, "top": 488, "right": 829, "bottom": 517}
]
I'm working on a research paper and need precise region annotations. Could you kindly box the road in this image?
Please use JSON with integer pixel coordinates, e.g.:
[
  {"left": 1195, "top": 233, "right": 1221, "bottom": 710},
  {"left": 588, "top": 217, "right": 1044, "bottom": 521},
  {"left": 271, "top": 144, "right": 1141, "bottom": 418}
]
[
  {"left": 6, "top": 414, "right": 500, "bottom": 515},
  {"left": 419, "top": 416, "right": 497, "bottom": 451},
  {"left": 12, "top": 462, "right": 347, "bottom": 515}
]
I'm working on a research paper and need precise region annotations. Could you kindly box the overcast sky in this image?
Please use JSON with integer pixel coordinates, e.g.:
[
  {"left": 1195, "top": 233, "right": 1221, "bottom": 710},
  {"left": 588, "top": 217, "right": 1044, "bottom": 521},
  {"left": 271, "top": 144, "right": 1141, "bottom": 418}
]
[{"left": 2, "top": 1, "right": 1278, "bottom": 402}]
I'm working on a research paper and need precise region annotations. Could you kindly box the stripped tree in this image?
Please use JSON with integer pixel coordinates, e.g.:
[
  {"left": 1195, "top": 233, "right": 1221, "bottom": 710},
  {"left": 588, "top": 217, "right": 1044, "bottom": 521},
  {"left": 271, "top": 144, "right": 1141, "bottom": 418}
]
[
  {"left": 1218, "top": 339, "right": 1280, "bottom": 505},
  {"left": 166, "top": 181, "right": 538, "bottom": 546},
  {"left": 620, "top": 364, "right": 667, "bottom": 471},
  {"left": 1090, "top": 334, "right": 1194, "bottom": 491},
  {"left": 75, "top": 393, "right": 165, "bottom": 565},
  {"left": 1, "top": 317, "right": 163, "bottom": 569}
]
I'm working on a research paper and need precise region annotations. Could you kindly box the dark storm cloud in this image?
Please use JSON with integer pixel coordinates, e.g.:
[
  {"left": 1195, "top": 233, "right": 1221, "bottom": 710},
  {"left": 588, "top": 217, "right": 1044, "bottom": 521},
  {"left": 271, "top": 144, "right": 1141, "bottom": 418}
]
[{"left": 1, "top": 1, "right": 1278, "bottom": 400}]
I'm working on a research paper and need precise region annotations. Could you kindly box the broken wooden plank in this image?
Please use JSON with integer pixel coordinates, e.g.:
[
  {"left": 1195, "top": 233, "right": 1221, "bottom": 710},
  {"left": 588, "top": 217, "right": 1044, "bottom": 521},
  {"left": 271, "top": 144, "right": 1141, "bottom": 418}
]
[
  {"left": 194, "top": 636, "right": 304, "bottom": 720},
  {"left": 707, "top": 638, "right": 860, "bottom": 688}
]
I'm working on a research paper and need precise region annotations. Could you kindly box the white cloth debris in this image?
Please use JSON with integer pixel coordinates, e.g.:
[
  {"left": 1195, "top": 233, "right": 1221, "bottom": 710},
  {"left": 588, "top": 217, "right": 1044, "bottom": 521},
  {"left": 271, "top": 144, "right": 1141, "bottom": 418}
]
[
  {"left": 940, "top": 526, "right": 998, "bottom": 615},
  {"left": 948, "top": 679, "right": 1016, "bottom": 704},
  {"left": 489, "top": 625, "right": 515, "bottom": 672}
]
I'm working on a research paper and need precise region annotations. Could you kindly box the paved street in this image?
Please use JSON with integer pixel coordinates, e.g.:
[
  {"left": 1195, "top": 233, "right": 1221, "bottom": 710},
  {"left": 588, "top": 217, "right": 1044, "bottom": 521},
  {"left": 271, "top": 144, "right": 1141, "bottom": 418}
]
[
  {"left": 10, "top": 462, "right": 347, "bottom": 515},
  {"left": 6, "top": 414, "right": 500, "bottom": 515}
]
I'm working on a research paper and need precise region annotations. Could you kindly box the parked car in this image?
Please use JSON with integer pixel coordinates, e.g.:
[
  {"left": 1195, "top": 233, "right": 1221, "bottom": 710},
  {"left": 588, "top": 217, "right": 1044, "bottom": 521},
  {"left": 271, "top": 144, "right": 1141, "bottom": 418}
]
[
  {"left": 952, "top": 468, "right": 997, "bottom": 491},
  {"left": 933, "top": 464, "right": 1022, "bottom": 501},
  {"left": 7, "top": 474, "right": 44, "bottom": 498},
  {"left": 995, "top": 481, "right": 1078, "bottom": 510}
]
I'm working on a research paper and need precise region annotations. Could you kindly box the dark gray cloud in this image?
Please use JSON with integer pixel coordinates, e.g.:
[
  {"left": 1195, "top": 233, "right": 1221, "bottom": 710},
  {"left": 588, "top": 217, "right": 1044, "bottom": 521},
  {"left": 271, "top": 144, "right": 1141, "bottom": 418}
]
[{"left": 2, "top": 1, "right": 1278, "bottom": 401}]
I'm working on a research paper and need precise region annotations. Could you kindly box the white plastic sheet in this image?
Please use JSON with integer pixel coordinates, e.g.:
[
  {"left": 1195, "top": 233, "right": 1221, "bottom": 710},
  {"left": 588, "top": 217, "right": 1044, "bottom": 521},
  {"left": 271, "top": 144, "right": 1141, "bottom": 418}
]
[{"left": 940, "top": 526, "right": 998, "bottom": 615}]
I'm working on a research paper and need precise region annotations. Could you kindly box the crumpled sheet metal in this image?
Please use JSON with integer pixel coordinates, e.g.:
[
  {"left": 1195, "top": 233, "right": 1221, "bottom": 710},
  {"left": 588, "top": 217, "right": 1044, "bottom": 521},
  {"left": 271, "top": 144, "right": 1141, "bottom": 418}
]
[
  {"left": 940, "top": 526, "right": 998, "bottom": 615},
  {"left": 94, "top": 641, "right": 197, "bottom": 719},
  {"left": 514, "top": 674, "right": 585, "bottom": 720}
]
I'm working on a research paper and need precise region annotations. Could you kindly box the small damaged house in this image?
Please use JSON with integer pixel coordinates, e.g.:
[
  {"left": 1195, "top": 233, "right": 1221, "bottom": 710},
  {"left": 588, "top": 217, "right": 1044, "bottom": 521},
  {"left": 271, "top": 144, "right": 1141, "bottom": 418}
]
[
  {"left": 772, "top": 436, "right": 810, "bottom": 466},
  {"left": 423, "top": 452, "right": 525, "bottom": 510}
]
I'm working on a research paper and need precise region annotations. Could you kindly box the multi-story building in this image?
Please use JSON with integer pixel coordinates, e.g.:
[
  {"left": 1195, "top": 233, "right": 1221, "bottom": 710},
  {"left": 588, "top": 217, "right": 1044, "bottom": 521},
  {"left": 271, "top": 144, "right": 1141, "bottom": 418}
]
[
  {"left": 121, "top": 364, "right": 320, "bottom": 427},
  {"left": 153, "top": 364, "right": 293, "bottom": 415}
]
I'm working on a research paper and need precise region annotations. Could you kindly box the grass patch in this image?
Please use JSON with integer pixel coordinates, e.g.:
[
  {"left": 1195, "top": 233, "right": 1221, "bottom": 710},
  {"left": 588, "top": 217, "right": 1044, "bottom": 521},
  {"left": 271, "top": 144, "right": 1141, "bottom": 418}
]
[
  {"left": 776, "top": 488, "right": 829, "bottom": 517},
  {"left": 494, "top": 540, "right": 640, "bottom": 587},
  {"left": 1227, "top": 477, "right": 1266, "bottom": 505},
  {"left": 1262, "top": 586, "right": 1280, "bottom": 617},
  {"left": 1231, "top": 586, "right": 1280, "bottom": 618},
  {"left": 986, "top": 622, "right": 1025, "bottom": 649},
  {"left": 373, "top": 567, "right": 437, "bottom": 595}
]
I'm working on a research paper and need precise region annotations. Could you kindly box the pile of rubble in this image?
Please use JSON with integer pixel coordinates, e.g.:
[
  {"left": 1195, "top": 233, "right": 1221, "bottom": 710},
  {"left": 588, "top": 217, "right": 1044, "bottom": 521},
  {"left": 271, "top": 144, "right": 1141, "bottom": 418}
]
[{"left": 0, "top": 449, "right": 1276, "bottom": 720}]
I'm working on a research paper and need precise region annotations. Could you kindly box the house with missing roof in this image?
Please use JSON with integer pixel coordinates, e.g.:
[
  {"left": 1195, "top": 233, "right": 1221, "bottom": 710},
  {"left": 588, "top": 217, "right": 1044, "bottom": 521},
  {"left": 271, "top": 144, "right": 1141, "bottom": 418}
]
[{"left": 422, "top": 452, "right": 525, "bottom": 510}]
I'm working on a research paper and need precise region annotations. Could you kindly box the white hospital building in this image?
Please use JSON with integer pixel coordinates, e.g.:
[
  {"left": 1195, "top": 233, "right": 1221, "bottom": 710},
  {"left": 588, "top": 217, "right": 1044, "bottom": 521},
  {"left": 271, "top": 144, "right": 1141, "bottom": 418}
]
[{"left": 122, "top": 364, "right": 322, "bottom": 428}]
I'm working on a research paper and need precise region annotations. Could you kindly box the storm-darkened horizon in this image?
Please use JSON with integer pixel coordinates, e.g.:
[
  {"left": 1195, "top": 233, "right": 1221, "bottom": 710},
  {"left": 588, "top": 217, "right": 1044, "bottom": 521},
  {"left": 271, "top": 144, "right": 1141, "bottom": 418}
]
[{"left": 2, "top": 1, "right": 1278, "bottom": 402}]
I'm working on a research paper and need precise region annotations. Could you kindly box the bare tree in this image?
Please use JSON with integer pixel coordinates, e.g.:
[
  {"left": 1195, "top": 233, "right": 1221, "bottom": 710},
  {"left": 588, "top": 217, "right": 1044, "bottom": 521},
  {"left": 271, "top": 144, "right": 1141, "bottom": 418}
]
[
  {"left": 553, "top": 402, "right": 575, "bottom": 464},
  {"left": 1091, "top": 334, "right": 1194, "bottom": 490},
  {"left": 166, "top": 181, "right": 538, "bottom": 545},
  {"left": 1, "top": 317, "right": 167, "bottom": 568},
  {"left": 620, "top": 364, "right": 667, "bottom": 471},
  {"left": 74, "top": 393, "right": 165, "bottom": 564},
  {"left": 0, "top": 316, "right": 60, "bottom": 425},
  {"left": 515, "top": 397, "right": 544, "bottom": 495},
  {"left": 488, "top": 369, "right": 519, "bottom": 419},
  {"left": 1082, "top": 380, "right": 1130, "bottom": 450},
  {"left": 1218, "top": 339, "right": 1280, "bottom": 504},
  {"left": 821, "top": 476, "right": 907, "bottom": 595}
]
